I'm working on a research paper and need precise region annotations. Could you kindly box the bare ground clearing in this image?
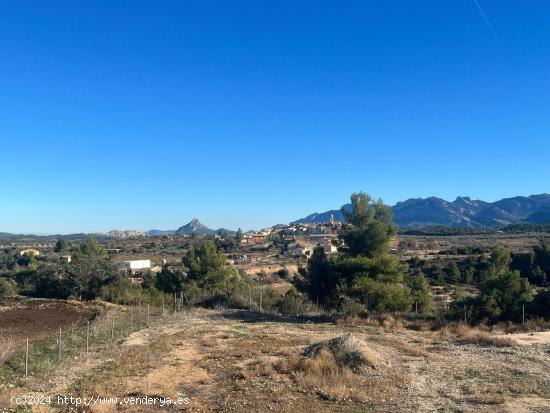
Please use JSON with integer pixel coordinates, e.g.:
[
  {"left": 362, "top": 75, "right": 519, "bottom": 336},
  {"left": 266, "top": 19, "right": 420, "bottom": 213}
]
[{"left": 1, "top": 308, "right": 549, "bottom": 412}]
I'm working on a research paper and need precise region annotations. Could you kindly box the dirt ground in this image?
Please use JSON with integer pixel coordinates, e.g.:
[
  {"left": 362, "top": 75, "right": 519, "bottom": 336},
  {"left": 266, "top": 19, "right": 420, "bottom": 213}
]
[
  {"left": 1, "top": 308, "right": 549, "bottom": 412},
  {"left": 499, "top": 331, "right": 550, "bottom": 346},
  {"left": 0, "top": 299, "right": 95, "bottom": 343}
]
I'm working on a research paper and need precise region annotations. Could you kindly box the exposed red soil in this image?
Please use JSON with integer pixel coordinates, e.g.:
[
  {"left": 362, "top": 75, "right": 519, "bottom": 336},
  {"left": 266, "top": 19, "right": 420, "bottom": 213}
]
[{"left": 0, "top": 300, "right": 94, "bottom": 344}]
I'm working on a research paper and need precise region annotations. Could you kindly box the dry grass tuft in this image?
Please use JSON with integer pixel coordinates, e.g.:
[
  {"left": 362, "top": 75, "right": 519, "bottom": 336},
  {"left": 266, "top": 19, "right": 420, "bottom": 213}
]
[
  {"left": 438, "top": 322, "right": 516, "bottom": 347},
  {"left": 290, "top": 349, "right": 368, "bottom": 401},
  {"left": 0, "top": 335, "right": 16, "bottom": 365},
  {"left": 457, "top": 331, "right": 515, "bottom": 347},
  {"left": 303, "top": 334, "right": 378, "bottom": 371},
  {"left": 335, "top": 314, "right": 362, "bottom": 326},
  {"left": 470, "top": 390, "right": 507, "bottom": 405},
  {"left": 399, "top": 344, "right": 430, "bottom": 358}
]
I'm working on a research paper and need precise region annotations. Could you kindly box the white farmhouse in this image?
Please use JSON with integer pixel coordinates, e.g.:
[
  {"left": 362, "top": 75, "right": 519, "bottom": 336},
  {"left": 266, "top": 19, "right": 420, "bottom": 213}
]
[{"left": 118, "top": 260, "right": 151, "bottom": 273}]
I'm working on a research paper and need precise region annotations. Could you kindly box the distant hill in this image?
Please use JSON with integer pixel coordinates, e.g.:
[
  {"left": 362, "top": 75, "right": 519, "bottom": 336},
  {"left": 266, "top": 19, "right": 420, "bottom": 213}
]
[
  {"left": 135, "top": 220, "right": 239, "bottom": 237},
  {"left": 525, "top": 207, "right": 550, "bottom": 225},
  {"left": 0, "top": 233, "right": 106, "bottom": 242},
  {"left": 176, "top": 218, "right": 216, "bottom": 235},
  {"left": 291, "top": 194, "right": 550, "bottom": 228}
]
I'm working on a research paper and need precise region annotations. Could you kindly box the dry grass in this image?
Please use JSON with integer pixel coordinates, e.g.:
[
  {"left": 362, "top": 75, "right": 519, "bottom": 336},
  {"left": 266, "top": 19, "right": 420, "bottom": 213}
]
[
  {"left": 494, "top": 318, "right": 550, "bottom": 334},
  {"left": 438, "top": 322, "right": 516, "bottom": 347},
  {"left": 262, "top": 334, "right": 383, "bottom": 402},
  {"left": 469, "top": 390, "right": 507, "bottom": 405},
  {"left": 335, "top": 313, "right": 405, "bottom": 331},
  {"left": 303, "top": 334, "right": 379, "bottom": 371},
  {"left": 0, "top": 335, "right": 16, "bottom": 366},
  {"left": 290, "top": 349, "right": 368, "bottom": 402},
  {"left": 398, "top": 344, "right": 430, "bottom": 358}
]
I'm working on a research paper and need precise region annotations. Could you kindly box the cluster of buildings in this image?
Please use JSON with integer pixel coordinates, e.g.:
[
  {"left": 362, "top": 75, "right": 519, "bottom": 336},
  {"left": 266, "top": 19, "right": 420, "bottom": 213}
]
[
  {"left": 97, "top": 230, "right": 146, "bottom": 239},
  {"left": 237, "top": 219, "right": 342, "bottom": 258}
]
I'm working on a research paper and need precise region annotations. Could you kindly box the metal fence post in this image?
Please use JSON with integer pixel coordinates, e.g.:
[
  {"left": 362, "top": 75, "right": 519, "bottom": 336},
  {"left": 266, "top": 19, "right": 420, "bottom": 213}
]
[
  {"left": 25, "top": 338, "right": 29, "bottom": 376},
  {"left": 86, "top": 321, "right": 90, "bottom": 355},
  {"left": 58, "top": 328, "right": 62, "bottom": 363}
]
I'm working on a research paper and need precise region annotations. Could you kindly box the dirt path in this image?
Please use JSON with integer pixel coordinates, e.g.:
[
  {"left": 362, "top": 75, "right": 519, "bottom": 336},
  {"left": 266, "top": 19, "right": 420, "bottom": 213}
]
[{"left": 497, "top": 331, "right": 550, "bottom": 345}]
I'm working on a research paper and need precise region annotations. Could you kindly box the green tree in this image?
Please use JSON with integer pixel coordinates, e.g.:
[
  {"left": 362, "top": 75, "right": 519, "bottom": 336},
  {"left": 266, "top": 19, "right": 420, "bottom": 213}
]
[
  {"left": 155, "top": 265, "right": 187, "bottom": 293},
  {"left": 478, "top": 270, "right": 532, "bottom": 322},
  {"left": 336, "top": 254, "right": 407, "bottom": 286},
  {"left": 182, "top": 240, "right": 237, "bottom": 293},
  {"left": 0, "top": 278, "right": 17, "bottom": 297},
  {"left": 64, "top": 256, "right": 124, "bottom": 300},
  {"left": 445, "top": 262, "right": 461, "bottom": 284},
  {"left": 76, "top": 238, "right": 107, "bottom": 258},
  {"left": 351, "top": 277, "right": 412, "bottom": 312},
  {"left": 452, "top": 268, "right": 533, "bottom": 323},
  {"left": 339, "top": 192, "right": 397, "bottom": 258},
  {"left": 54, "top": 239, "right": 68, "bottom": 253},
  {"left": 529, "top": 288, "right": 550, "bottom": 319},
  {"left": 462, "top": 266, "right": 474, "bottom": 284},
  {"left": 235, "top": 228, "right": 244, "bottom": 244},
  {"left": 489, "top": 245, "right": 512, "bottom": 276},
  {"left": 409, "top": 272, "right": 433, "bottom": 313},
  {"left": 295, "top": 246, "right": 337, "bottom": 306},
  {"left": 533, "top": 242, "right": 550, "bottom": 280}
]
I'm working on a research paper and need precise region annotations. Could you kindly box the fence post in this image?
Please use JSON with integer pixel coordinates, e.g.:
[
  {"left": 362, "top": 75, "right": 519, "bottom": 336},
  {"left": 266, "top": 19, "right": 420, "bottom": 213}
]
[
  {"left": 174, "top": 292, "right": 177, "bottom": 314},
  {"left": 130, "top": 308, "right": 134, "bottom": 331},
  {"left": 111, "top": 318, "right": 115, "bottom": 343},
  {"left": 162, "top": 297, "right": 165, "bottom": 315},
  {"left": 147, "top": 304, "right": 150, "bottom": 327},
  {"left": 522, "top": 305, "right": 525, "bottom": 324},
  {"left": 25, "top": 338, "right": 29, "bottom": 376},
  {"left": 259, "top": 289, "right": 263, "bottom": 313},
  {"left": 86, "top": 321, "right": 90, "bottom": 355},
  {"left": 58, "top": 328, "right": 62, "bottom": 363},
  {"left": 415, "top": 301, "right": 418, "bottom": 314}
]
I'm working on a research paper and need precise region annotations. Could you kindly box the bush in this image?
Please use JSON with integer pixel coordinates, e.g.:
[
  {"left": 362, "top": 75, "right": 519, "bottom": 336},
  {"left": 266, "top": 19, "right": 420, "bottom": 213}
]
[
  {"left": 528, "top": 288, "right": 550, "bottom": 319},
  {"left": 303, "top": 334, "right": 378, "bottom": 371},
  {"left": 276, "top": 288, "right": 318, "bottom": 316},
  {"left": 352, "top": 277, "right": 412, "bottom": 312},
  {"left": 0, "top": 277, "right": 18, "bottom": 297},
  {"left": 0, "top": 335, "right": 16, "bottom": 365}
]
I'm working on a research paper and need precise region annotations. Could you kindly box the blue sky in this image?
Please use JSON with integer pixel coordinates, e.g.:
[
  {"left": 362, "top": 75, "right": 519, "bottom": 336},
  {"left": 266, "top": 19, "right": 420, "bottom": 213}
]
[{"left": 1, "top": 1, "right": 549, "bottom": 233}]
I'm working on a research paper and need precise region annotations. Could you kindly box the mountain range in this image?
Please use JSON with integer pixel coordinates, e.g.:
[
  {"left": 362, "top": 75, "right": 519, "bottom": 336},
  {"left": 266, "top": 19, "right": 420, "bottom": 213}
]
[{"left": 291, "top": 194, "right": 550, "bottom": 228}]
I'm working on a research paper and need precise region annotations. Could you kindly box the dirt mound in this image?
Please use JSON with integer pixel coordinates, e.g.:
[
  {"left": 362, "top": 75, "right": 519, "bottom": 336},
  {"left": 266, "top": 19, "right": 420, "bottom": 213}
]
[{"left": 303, "top": 333, "right": 379, "bottom": 371}]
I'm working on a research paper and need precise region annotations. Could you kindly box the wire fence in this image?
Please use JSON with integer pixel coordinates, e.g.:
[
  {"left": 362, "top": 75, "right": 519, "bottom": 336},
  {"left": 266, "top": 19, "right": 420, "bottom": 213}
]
[{"left": 0, "top": 297, "right": 188, "bottom": 382}]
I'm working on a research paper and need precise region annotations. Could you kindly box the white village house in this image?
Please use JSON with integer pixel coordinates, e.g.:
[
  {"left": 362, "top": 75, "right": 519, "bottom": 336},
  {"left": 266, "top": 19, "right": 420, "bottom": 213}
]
[{"left": 118, "top": 259, "right": 151, "bottom": 273}]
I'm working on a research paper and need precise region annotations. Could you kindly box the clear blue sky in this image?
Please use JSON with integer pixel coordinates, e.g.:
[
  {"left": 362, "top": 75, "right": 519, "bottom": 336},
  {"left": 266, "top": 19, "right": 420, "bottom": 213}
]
[{"left": 1, "top": 1, "right": 549, "bottom": 234}]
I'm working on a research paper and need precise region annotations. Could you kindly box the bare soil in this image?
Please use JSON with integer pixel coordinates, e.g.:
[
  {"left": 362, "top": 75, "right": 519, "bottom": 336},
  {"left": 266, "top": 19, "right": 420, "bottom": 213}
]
[
  {"left": 1, "top": 308, "right": 549, "bottom": 412},
  {"left": 0, "top": 299, "right": 95, "bottom": 344}
]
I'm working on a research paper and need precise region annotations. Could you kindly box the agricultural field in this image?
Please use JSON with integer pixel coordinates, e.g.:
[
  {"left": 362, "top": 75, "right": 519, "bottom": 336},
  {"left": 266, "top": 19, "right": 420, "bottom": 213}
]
[{"left": 0, "top": 299, "right": 94, "bottom": 342}]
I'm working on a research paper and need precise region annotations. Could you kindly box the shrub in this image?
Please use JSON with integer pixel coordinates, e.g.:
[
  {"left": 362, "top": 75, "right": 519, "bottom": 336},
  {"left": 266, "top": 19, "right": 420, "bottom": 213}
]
[
  {"left": 303, "top": 334, "right": 378, "bottom": 371},
  {"left": 0, "top": 335, "right": 16, "bottom": 365},
  {"left": 352, "top": 277, "right": 412, "bottom": 312},
  {"left": 275, "top": 288, "right": 318, "bottom": 316},
  {"left": 0, "top": 277, "right": 18, "bottom": 297}
]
